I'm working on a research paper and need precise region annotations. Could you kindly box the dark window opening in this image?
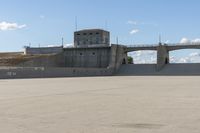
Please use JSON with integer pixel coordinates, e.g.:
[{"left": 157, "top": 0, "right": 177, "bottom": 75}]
[
  {"left": 122, "top": 59, "right": 126, "bottom": 64},
  {"left": 165, "top": 58, "right": 169, "bottom": 64},
  {"left": 77, "top": 33, "right": 80, "bottom": 35},
  {"left": 89, "top": 33, "right": 93, "bottom": 35},
  {"left": 83, "top": 33, "right": 87, "bottom": 35},
  {"left": 80, "top": 53, "right": 83, "bottom": 56},
  {"left": 92, "top": 52, "right": 96, "bottom": 55},
  {"left": 96, "top": 38, "right": 99, "bottom": 44},
  {"left": 96, "top": 32, "right": 99, "bottom": 35}
]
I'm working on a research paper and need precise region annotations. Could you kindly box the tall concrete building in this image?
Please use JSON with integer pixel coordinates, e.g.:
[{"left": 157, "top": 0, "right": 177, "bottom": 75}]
[{"left": 74, "top": 29, "right": 110, "bottom": 48}]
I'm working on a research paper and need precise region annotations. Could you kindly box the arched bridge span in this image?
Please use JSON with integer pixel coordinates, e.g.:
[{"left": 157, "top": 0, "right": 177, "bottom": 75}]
[{"left": 124, "top": 43, "right": 200, "bottom": 70}]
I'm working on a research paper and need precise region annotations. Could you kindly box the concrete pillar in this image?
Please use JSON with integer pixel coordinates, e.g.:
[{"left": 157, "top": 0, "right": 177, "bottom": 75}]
[
  {"left": 108, "top": 45, "right": 127, "bottom": 71},
  {"left": 157, "top": 44, "right": 169, "bottom": 70}
]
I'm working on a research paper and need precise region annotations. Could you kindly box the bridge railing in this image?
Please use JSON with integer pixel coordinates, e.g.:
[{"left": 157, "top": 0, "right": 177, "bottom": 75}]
[
  {"left": 124, "top": 42, "right": 200, "bottom": 47},
  {"left": 125, "top": 44, "right": 158, "bottom": 48},
  {"left": 167, "top": 42, "right": 200, "bottom": 46}
]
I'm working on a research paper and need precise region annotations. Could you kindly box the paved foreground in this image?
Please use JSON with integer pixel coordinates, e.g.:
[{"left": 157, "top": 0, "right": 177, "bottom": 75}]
[{"left": 0, "top": 76, "right": 200, "bottom": 133}]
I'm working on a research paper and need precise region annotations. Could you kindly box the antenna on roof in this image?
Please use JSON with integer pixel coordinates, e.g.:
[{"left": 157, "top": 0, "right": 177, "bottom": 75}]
[
  {"left": 75, "top": 16, "right": 78, "bottom": 31},
  {"left": 105, "top": 20, "right": 108, "bottom": 30},
  {"left": 116, "top": 36, "right": 119, "bottom": 45},
  {"left": 159, "top": 34, "right": 162, "bottom": 45},
  {"left": 62, "top": 37, "right": 64, "bottom": 47}
]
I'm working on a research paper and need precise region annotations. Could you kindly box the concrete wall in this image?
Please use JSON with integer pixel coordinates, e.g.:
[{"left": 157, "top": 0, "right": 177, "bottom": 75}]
[
  {"left": 0, "top": 44, "right": 129, "bottom": 79},
  {"left": 0, "top": 67, "right": 114, "bottom": 79},
  {"left": 63, "top": 47, "right": 111, "bottom": 68},
  {"left": 17, "top": 54, "right": 65, "bottom": 67},
  {"left": 116, "top": 64, "right": 200, "bottom": 76},
  {"left": 109, "top": 44, "right": 128, "bottom": 71},
  {"left": 24, "top": 46, "right": 63, "bottom": 55},
  {"left": 74, "top": 29, "right": 110, "bottom": 48},
  {"left": 157, "top": 45, "right": 169, "bottom": 70},
  {"left": 22, "top": 45, "right": 126, "bottom": 70}
]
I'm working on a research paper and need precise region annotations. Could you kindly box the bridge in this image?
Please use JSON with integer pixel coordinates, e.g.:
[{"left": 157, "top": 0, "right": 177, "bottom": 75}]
[{"left": 124, "top": 43, "right": 200, "bottom": 70}]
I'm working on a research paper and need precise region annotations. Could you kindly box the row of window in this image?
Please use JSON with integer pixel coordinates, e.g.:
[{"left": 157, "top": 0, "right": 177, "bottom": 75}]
[
  {"left": 79, "top": 52, "right": 96, "bottom": 56},
  {"left": 76, "top": 38, "right": 109, "bottom": 45},
  {"left": 77, "top": 32, "right": 100, "bottom": 36}
]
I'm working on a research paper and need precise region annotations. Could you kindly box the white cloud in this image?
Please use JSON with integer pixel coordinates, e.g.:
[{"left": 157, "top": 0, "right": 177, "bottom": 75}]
[
  {"left": 64, "top": 43, "right": 74, "bottom": 48},
  {"left": 130, "top": 29, "right": 139, "bottom": 35},
  {"left": 189, "top": 52, "right": 200, "bottom": 57},
  {"left": 180, "top": 38, "right": 191, "bottom": 44},
  {"left": 129, "top": 51, "right": 200, "bottom": 64},
  {"left": 165, "top": 40, "right": 170, "bottom": 43},
  {"left": 128, "top": 51, "right": 157, "bottom": 64},
  {"left": 170, "top": 51, "right": 200, "bottom": 63},
  {"left": 192, "top": 38, "right": 200, "bottom": 43},
  {"left": 127, "top": 20, "right": 138, "bottom": 25},
  {"left": 180, "top": 38, "right": 200, "bottom": 44},
  {"left": 0, "top": 21, "right": 26, "bottom": 31}
]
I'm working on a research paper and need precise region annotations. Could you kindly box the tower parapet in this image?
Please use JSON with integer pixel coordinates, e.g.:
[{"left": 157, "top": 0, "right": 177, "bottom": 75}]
[{"left": 74, "top": 29, "right": 110, "bottom": 48}]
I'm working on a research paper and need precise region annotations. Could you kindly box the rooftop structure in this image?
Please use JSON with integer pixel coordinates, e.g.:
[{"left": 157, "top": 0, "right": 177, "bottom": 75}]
[{"left": 74, "top": 29, "right": 110, "bottom": 48}]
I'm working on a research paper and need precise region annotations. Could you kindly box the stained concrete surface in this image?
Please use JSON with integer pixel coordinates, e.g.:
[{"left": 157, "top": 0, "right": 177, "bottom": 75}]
[{"left": 0, "top": 76, "right": 200, "bottom": 133}]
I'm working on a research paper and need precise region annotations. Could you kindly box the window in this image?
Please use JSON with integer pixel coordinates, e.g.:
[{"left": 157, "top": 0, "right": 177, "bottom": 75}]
[
  {"left": 80, "top": 53, "right": 83, "bottom": 56},
  {"left": 96, "top": 38, "right": 99, "bottom": 44},
  {"left": 77, "top": 33, "right": 80, "bottom": 35},
  {"left": 96, "top": 32, "right": 99, "bottom": 35},
  {"left": 89, "top": 33, "right": 93, "bottom": 35},
  {"left": 83, "top": 33, "right": 87, "bottom": 35},
  {"left": 92, "top": 52, "right": 96, "bottom": 55}
]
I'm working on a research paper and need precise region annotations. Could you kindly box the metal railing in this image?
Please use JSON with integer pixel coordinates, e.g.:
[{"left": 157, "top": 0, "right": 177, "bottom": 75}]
[
  {"left": 124, "top": 42, "right": 200, "bottom": 48},
  {"left": 125, "top": 44, "right": 158, "bottom": 48}
]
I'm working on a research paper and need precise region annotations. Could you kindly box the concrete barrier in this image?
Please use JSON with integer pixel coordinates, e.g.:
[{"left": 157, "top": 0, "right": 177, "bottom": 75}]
[
  {"left": 24, "top": 46, "right": 63, "bottom": 55},
  {"left": 116, "top": 64, "right": 200, "bottom": 76},
  {"left": 0, "top": 67, "right": 114, "bottom": 79}
]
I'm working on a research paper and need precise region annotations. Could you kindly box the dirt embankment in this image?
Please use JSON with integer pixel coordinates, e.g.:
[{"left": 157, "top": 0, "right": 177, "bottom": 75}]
[{"left": 0, "top": 52, "right": 55, "bottom": 66}]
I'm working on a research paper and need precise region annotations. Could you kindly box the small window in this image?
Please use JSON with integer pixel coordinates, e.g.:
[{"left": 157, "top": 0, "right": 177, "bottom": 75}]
[
  {"left": 77, "top": 33, "right": 80, "bottom": 35},
  {"left": 96, "top": 38, "right": 99, "bottom": 44},
  {"left": 80, "top": 53, "right": 83, "bottom": 56},
  {"left": 89, "top": 33, "right": 93, "bottom": 35},
  {"left": 96, "top": 32, "right": 99, "bottom": 35},
  {"left": 83, "top": 33, "right": 87, "bottom": 35},
  {"left": 92, "top": 52, "right": 96, "bottom": 55}
]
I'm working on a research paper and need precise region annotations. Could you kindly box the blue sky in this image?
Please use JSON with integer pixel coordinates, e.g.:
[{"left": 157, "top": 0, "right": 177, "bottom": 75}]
[{"left": 1, "top": 0, "right": 200, "bottom": 62}]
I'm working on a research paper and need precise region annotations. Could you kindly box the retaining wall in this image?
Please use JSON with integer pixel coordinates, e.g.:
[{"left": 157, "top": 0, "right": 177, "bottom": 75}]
[
  {"left": 24, "top": 46, "right": 63, "bottom": 55},
  {"left": 0, "top": 67, "right": 114, "bottom": 79}
]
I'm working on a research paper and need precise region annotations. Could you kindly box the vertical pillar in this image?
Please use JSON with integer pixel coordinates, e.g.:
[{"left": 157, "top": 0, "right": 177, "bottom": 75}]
[{"left": 157, "top": 44, "right": 169, "bottom": 71}]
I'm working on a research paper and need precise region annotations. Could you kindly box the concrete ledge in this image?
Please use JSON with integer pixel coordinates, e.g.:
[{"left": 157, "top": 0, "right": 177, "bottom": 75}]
[
  {"left": 116, "top": 64, "right": 200, "bottom": 76},
  {"left": 0, "top": 67, "right": 114, "bottom": 79}
]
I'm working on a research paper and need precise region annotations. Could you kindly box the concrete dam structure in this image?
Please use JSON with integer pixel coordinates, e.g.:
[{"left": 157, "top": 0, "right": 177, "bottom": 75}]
[
  {"left": 0, "top": 29, "right": 200, "bottom": 79},
  {"left": 125, "top": 43, "right": 200, "bottom": 70}
]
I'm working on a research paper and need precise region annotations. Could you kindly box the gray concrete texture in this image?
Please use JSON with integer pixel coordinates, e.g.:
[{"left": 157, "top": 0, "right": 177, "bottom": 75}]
[
  {"left": 63, "top": 47, "right": 111, "bottom": 68},
  {"left": 24, "top": 46, "right": 63, "bottom": 55},
  {"left": 74, "top": 29, "right": 110, "bottom": 48},
  {"left": 0, "top": 76, "right": 200, "bottom": 133},
  {"left": 116, "top": 64, "right": 200, "bottom": 76},
  {"left": 0, "top": 67, "right": 113, "bottom": 79},
  {"left": 126, "top": 43, "right": 200, "bottom": 69}
]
